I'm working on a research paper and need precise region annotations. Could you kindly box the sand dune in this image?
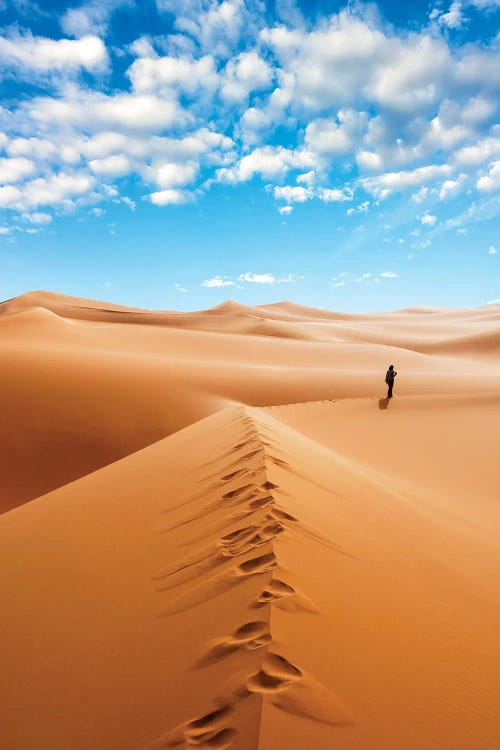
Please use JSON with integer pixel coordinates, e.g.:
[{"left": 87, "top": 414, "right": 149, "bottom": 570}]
[{"left": 0, "top": 291, "right": 499, "bottom": 749}]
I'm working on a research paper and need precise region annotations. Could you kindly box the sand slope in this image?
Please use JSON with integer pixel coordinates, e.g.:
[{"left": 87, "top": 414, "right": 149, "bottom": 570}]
[
  {"left": 0, "top": 402, "right": 499, "bottom": 749},
  {"left": 0, "top": 292, "right": 499, "bottom": 749}
]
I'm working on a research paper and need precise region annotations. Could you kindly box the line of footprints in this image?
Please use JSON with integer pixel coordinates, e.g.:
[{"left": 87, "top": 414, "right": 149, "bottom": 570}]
[{"left": 151, "top": 410, "right": 353, "bottom": 749}]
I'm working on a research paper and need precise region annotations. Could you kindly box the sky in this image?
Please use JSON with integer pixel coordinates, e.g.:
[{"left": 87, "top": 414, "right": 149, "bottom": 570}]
[{"left": 0, "top": 0, "right": 499, "bottom": 312}]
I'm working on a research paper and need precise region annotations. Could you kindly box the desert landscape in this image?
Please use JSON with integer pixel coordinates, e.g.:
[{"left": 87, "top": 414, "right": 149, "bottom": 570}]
[{"left": 0, "top": 290, "right": 499, "bottom": 750}]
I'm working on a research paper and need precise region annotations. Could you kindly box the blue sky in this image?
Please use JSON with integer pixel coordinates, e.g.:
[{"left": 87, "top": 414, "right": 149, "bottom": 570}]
[{"left": 0, "top": 0, "right": 498, "bottom": 311}]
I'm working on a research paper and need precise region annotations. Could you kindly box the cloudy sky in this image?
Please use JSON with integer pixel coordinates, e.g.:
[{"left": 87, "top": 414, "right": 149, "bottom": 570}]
[{"left": 0, "top": 0, "right": 498, "bottom": 311}]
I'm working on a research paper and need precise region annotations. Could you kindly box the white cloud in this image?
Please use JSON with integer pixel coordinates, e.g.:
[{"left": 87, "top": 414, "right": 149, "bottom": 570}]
[
  {"left": 296, "top": 170, "right": 315, "bottom": 186},
  {"left": 0, "top": 33, "right": 107, "bottom": 73},
  {"left": 149, "top": 188, "right": 194, "bottom": 205},
  {"left": 23, "top": 212, "right": 52, "bottom": 224},
  {"left": 273, "top": 185, "right": 311, "bottom": 203},
  {"left": 488, "top": 245, "right": 497, "bottom": 254},
  {"left": 0, "top": 226, "right": 10, "bottom": 234},
  {"left": 89, "top": 154, "right": 132, "bottom": 176},
  {"left": 477, "top": 161, "right": 500, "bottom": 192},
  {"left": 238, "top": 272, "right": 297, "bottom": 284},
  {"left": 419, "top": 212, "right": 437, "bottom": 226},
  {"left": 0, "top": 171, "right": 95, "bottom": 210},
  {"left": 437, "top": 1, "right": 465, "bottom": 29},
  {"left": 362, "top": 164, "right": 451, "bottom": 197},
  {"left": 461, "top": 96, "right": 496, "bottom": 124},
  {"left": 453, "top": 137, "right": 500, "bottom": 167},
  {"left": 411, "top": 187, "right": 429, "bottom": 203},
  {"left": 346, "top": 200, "right": 370, "bottom": 215},
  {"left": 128, "top": 53, "right": 218, "bottom": 96},
  {"left": 122, "top": 196, "right": 136, "bottom": 210},
  {"left": 380, "top": 271, "right": 398, "bottom": 278},
  {"left": 30, "top": 92, "right": 187, "bottom": 133},
  {"left": 439, "top": 175, "right": 466, "bottom": 200},
  {"left": 61, "top": 0, "right": 130, "bottom": 38},
  {"left": 317, "top": 187, "right": 353, "bottom": 202},
  {"left": 0, "top": 157, "right": 35, "bottom": 184},
  {"left": 305, "top": 118, "right": 351, "bottom": 155},
  {"left": 220, "top": 51, "right": 272, "bottom": 102},
  {"left": 201, "top": 275, "right": 235, "bottom": 288},
  {"left": 174, "top": 282, "right": 189, "bottom": 292},
  {"left": 158, "top": 0, "right": 250, "bottom": 58},
  {"left": 278, "top": 205, "right": 293, "bottom": 215},
  {"left": 357, "top": 150, "right": 383, "bottom": 171},
  {"left": 146, "top": 160, "right": 198, "bottom": 188},
  {"left": 218, "top": 145, "right": 316, "bottom": 182}
]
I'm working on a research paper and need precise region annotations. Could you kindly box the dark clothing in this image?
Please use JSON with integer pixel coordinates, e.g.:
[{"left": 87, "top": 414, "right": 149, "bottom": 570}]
[{"left": 385, "top": 369, "right": 397, "bottom": 398}]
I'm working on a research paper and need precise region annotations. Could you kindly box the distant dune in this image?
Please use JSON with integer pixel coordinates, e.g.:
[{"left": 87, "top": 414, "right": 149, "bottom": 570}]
[{"left": 0, "top": 291, "right": 499, "bottom": 749}]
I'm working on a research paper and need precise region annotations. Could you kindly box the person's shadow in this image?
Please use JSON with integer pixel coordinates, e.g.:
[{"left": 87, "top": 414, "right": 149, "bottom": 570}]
[{"left": 378, "top": 397, "right": 390, "bottom": 410}]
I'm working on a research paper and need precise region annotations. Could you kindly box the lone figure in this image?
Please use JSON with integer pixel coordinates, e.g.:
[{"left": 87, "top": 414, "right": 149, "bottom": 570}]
[{"left": 385, "top": 365, "right": 397, "bottom": 398}]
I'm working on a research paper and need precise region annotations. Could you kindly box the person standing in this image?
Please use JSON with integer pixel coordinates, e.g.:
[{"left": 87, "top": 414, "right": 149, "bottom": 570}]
[{"left": 385, "top": 365, "right": 397, "bottom": 398}]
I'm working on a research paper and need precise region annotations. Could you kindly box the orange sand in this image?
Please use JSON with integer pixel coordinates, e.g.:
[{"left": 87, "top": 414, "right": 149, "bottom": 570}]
[{"left": 0, "top": 291, "right": 498, "bottom": 749}]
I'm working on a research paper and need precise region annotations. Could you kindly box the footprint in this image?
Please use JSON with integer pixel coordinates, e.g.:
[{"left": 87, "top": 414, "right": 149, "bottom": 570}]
[
  {"left": 246, "top": 653, "right": 303, "bottom": 694},
  {"left": 266, "top": 456, "right": 291, "bottom": 470},
  {"left": 256, "top": 578, "right": 295, "bottom": 604},
  {"left": 185, "top": 706, "right": 233, "bottom": 740},
  {"left": 221, "top": 469, "right": 247, "bottom": 481},
  {"left": 223, "top": 484, "right": 255, "bottom": 501},
  {"left": 255, "top": 578, "right": 319, "bottom": 613},
  {"left": 259, "top": 523, "right": 284, "bottom": 541},
  {"left": 262, "top": 481, "right": 279, "bottom": 490},
  {"left": 237, "top": 552, "right": 277, "bottom": 576},
  {"left": 201, "top": 728, "right": 237, "bottom": 748},
  {"left": 247, "top": 495, "right": 274, "bottom": 511},
  {"left": 220, "top": 526, "right": 258, "bottom": 546},
  {"left": 269, "top": 508, "right": 298, "bottom": 523},
  {"left": 196, "top": 621, "right": 272, "bottom": 666}
]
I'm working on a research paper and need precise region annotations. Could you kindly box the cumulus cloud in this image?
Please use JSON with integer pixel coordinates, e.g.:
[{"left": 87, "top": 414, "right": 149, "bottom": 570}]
[
  {"left": 218, "top": 146, "right": 316, "bottom": 182},
  {"left": 0, "top": 33, "right": 107, "bottom": 74},
  {"left": 23, "top": 212, "right": 52, "bottom": 224},
  {"left": 149, "top": 188, "right": 194, "bottom": 205},
  {"left": 61, "top": 0, "right": 130, "bottom": 38},
  {"left": 0, "top": 157, "right": 35, "bottom": 184},
  {"left": 146, "top": 161, "right": 198, "bottom": 188},
  {"left": 273, "top": 185, "right": 311, "bottom": 203},
  {"left": 238, "top": 272, "right": 298, "bottom": 284},
  {"left": 30, "top": 91, "right": 187, "bottom": 133},
  {"left": 0, "top": 171, "right": 95, "bottom": 210},
  {"left": 89, "top": 154, "right": 132, "bottom": 176},
  {"left": 439, "top": 174, "right": 466, "bottom": 200},
  {"left": 156, "top": 0, "right": 254, "bottom": 58},
  {"left": 361, "top": 164, "right": 452, "bottom": 198},
  {"left": 477, "top": 161, "right": 500, "bottom": 191},
  {"left": 220, "top": 51, "right": 272, "bottom": 102},
  {"left": 419, "top": 212, "right": 438, "bottom": 226},
  {"left": 201, "top": 275, "right": 235, "bottom": 287},
  {"left": 488, "top": 245, "right": 497, "bottom": 254},
  {"left": 128, "top": 53, "right": 218, "bottom": 96}
]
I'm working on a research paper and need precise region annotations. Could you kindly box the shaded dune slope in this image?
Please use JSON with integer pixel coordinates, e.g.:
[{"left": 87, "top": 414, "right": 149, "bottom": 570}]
[{"left": 0, "top": 403, "right": 498, "bottom": 749}]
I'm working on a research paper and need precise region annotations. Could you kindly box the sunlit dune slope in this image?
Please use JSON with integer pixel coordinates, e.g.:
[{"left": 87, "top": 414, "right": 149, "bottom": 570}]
[
  {"left": 0, "top": 291, "right": 498, "bottom": 512},
  {"left": 0, "top": 402, "right": 498, "bottom": 750}
]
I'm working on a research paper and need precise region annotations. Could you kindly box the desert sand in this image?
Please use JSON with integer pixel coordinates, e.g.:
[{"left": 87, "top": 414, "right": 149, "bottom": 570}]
[{"left": 0, "top": 290, "right": 499, "bottom": 750}]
